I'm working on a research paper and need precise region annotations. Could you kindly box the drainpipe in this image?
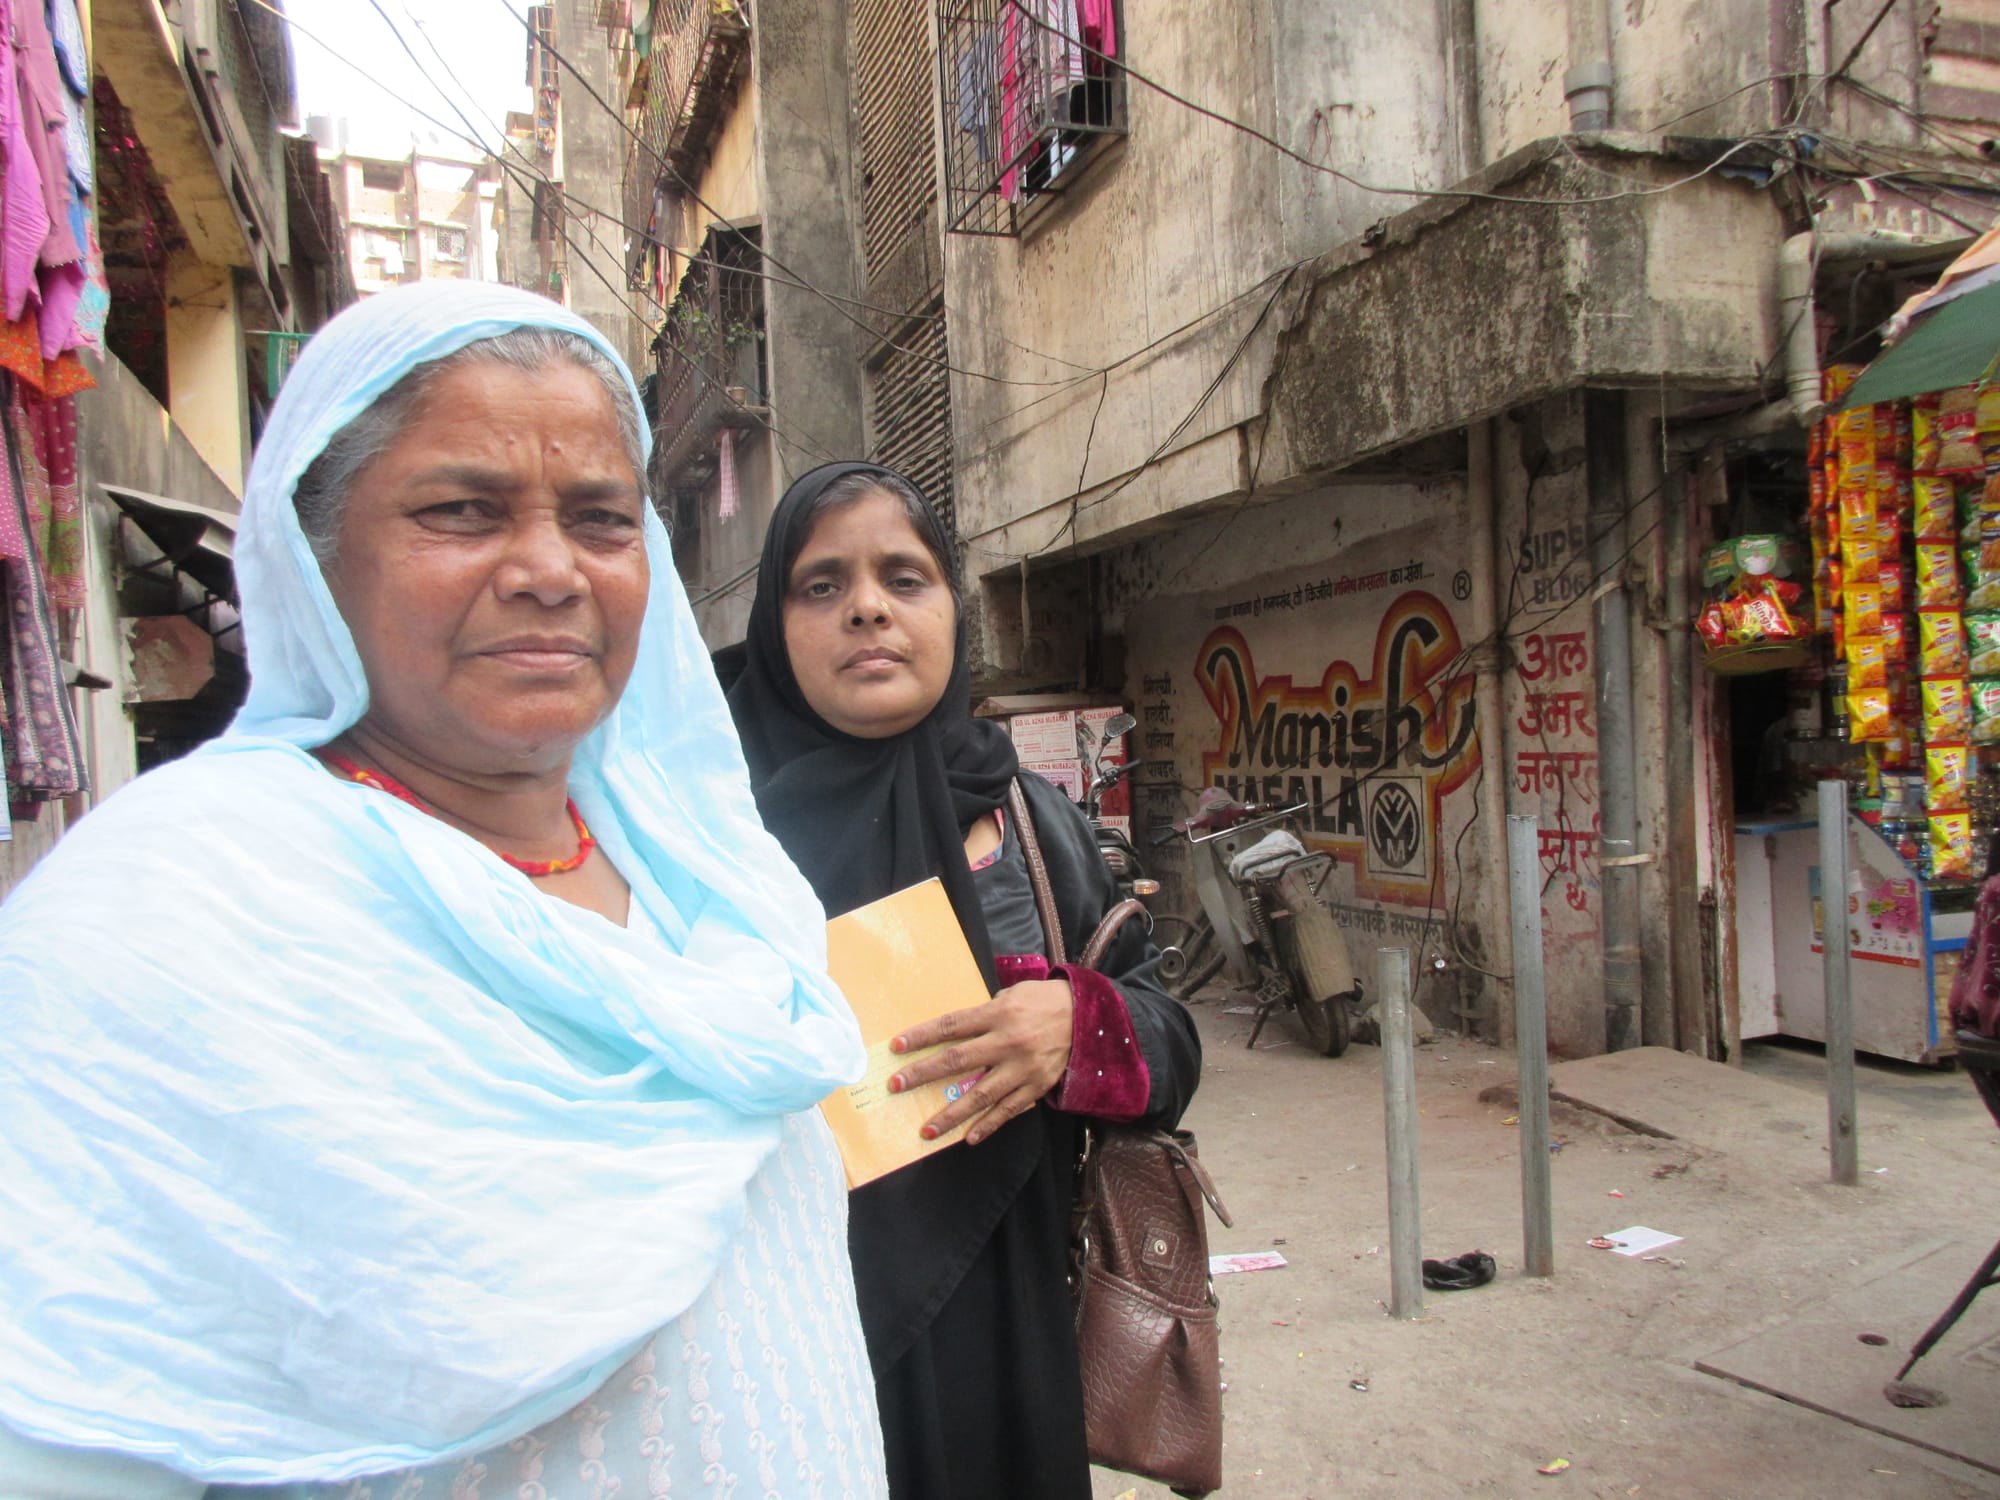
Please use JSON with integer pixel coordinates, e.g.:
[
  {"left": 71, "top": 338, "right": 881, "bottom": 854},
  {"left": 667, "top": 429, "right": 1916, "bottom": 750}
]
[
  {"left": 1463, "top": 418, "right": 1515, "bottom": 1035},
  {"left": 1586, "top": 388, "right": 1643, "bottom": 1054},
  {"left": 1779, "top": 229, "right": 1947, "bottom": 426},
  {"left": 1663, "top": 460, "right": 1704, "bottom": 1055},
  {"left": 1565, "top": 0, "right": 1614, "bottom": 130}
]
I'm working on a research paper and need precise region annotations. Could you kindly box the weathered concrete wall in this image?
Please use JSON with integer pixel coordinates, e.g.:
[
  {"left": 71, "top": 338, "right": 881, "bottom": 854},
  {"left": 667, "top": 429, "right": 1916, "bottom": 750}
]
[
  {"left": 753, "top": 0, "right": 868, "bottom": 486},
  {"left": 558, "top": 0, "right": 646, "bottom": 371},
  {"left": 1104, "top": 475, "right": 1507, "bottom": 1035}
]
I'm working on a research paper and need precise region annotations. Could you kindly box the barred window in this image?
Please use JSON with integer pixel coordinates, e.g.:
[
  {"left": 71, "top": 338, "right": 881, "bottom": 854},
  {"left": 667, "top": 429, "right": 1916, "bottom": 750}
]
[{"left": 937, "top": 0, "right": 1124, "bottom": 235}]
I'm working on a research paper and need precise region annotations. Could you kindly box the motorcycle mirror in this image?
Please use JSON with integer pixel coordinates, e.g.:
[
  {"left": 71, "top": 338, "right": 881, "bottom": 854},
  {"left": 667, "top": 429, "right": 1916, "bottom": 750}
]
[{"left": 1101, "top": 712, "right": 1137, "bottom": 740}]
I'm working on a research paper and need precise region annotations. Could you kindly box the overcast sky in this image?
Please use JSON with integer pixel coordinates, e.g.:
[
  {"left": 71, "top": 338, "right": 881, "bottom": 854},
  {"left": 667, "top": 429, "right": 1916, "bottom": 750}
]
[{"left": 286, "top": 0, "right": 535, "bottom": 159}]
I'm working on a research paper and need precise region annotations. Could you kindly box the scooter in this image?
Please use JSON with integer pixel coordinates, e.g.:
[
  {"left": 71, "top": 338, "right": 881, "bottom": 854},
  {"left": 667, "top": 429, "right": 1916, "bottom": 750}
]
[{"left": 1155, "top": 793, "right": 1362, "bottom": 1056}]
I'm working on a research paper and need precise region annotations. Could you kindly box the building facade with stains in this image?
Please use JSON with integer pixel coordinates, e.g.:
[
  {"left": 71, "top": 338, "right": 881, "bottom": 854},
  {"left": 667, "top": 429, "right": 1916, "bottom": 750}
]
[{"left": 601, "top": 0, "right": 2000, "bottom": 1058}]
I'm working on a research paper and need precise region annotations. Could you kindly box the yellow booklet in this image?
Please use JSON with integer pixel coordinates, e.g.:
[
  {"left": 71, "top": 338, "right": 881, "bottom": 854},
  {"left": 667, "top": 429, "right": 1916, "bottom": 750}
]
[{"left": 819, "top": 878, "right": 990, "bottom": 1188}]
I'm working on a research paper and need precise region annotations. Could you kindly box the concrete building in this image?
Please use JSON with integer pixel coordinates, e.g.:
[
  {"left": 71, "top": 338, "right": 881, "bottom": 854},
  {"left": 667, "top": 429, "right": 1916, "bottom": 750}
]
[
  {"left": 4, "top": 0, "right": 353, "bottom": 895},
  {"left": 580, "top": 2, "right": 2000, "bottom": 1062},
  {"left": 313, "top": 123, "right": 499, "bottom": 294},
  {"left": 489, "top": 2, "right": 647, "bottom": 373}
]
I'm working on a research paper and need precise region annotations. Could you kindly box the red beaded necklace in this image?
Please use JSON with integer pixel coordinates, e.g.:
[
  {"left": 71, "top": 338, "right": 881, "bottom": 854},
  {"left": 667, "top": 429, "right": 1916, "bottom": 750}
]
[{"left": 317, "top": 749, "right": 597, "bottom": 878}]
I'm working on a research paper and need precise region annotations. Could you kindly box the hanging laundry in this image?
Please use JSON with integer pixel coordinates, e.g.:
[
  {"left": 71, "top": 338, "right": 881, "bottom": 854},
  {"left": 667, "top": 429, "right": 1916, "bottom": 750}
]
[
  {"left": 47, "top": 0, "right": 87, "bottom": 98},
  {"left": 0, "top": 379, "right": 83, "bottom": 807},
  {"left": 13, "top": 385, "right": 83, "bottom": 608}
]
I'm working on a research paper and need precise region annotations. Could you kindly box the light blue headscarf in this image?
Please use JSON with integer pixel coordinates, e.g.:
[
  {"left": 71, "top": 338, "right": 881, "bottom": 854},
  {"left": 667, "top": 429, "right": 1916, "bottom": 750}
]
[{"left": 0, "top": 283, "right": 865, "bottom": 1482}]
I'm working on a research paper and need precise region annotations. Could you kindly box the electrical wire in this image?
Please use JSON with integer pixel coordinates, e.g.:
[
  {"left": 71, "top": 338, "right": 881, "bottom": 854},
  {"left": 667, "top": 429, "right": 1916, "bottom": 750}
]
[{"left": 1004, "top": 0, "right": 1798, "bottom": 210}]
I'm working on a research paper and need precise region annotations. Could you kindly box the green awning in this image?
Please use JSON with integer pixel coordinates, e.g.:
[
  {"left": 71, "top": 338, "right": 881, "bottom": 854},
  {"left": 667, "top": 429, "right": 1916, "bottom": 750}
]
[{"left": 1842, "top": 281, "right": 2000, "bottom": 408}]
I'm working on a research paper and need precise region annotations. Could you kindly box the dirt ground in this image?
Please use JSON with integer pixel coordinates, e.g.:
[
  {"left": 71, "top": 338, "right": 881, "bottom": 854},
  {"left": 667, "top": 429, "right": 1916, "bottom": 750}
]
[{"left": 1090, "top": 994, "right": 2000, "bottom": 1500}]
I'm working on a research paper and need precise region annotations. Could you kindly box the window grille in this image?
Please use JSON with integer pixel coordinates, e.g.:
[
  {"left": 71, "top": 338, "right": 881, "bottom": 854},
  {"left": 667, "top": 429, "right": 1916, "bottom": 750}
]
[
  {"left": 868, "top": 301, "right": 955, "bottom": 532},
  {"left": 937, "top": 0, "right": 1124, "bottom": 236},
  {"left": 653, "top": 225, "right": 767, "bottom": 489},
  {"left": 530, "top": 5, "right": 560, "bottom": 95},
  {"left": 435, "top": 226, "right": 469, "bottom": 260}
]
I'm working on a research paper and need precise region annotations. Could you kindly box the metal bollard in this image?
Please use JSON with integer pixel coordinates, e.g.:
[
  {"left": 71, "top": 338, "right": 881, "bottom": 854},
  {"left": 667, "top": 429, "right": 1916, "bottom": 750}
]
[
  {"left": 1507, "top": 814, "right": 1555, "bottom": 1276},
  {"left": 1378, "top": 946, "right": 1423, "bottom": 1319},
  {"left": 1819, "top": 778, "right": 1859, "bottom": 1186}
]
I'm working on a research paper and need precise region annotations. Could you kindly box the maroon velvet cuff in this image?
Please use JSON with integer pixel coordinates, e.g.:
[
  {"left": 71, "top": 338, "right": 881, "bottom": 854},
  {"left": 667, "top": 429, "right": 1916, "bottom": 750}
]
[{"left": 994, "top": 952, "right": 1153, "bottom": 1121}]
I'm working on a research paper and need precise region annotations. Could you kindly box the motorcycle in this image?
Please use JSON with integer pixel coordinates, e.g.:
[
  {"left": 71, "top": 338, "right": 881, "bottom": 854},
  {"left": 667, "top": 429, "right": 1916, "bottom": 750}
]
[
  {"left": 1079, "top": 712, "right": 1160, "bottom": 908},
  {"left": 1154, "top": 793, "right": 1362, "bottom": 1057}
]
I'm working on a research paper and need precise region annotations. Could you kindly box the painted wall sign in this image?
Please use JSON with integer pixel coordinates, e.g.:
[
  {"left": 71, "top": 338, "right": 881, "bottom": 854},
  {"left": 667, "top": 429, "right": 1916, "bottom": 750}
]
[{"left": 1192, "top": 590, "right": 1479, "bottom": 902}]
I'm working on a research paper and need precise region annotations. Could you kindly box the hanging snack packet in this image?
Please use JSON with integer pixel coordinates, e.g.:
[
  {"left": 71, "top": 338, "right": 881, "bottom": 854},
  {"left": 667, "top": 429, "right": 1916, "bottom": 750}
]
[
  {"left": 1917, "top": 542, "right": 1962, "bottom": 607},
  {"left": 1840, "top": 527, "right": 1881, "bottom": 583},
  {"left": 1844, "top": 582, "right": 1885, "bottom": 639},
  {"left": 1696, "top": 600, "right": 1729, "bottom": 649},
  {"left": 1931, "top": 810, "right": 1974, "bottom": 879},
  {"left": 1840, "top": 482, "right": 1877, "bottom": 532},
  {"left": 1915, "top": 475, "right": 1957, "bottom": 540},
  {"left": 1850, "top": 689, "right": 1896, "bottom": 742},
  {"left": 1924, "top": 676, "right": 1974, "bottom": 740},
  {"left": 1975, "top": 679, "right": 2000, "bottom": 745},
  {"left": 1920, "top": 608, "right": 1969, "bottom": 677},
  {"left": 1928, "top": 742, "right": 1972, "bottom": 811},
  {"left": 1824, "top": 363, "right": 1866, "bottom": 407},
  {"left": 1913, "top": 394, "right": 1942, "bottom": 472},
  {"left": 1979, "top": 387, "right": 2000, "bottom": 465},
  {"left": 1846, "top": 635, "right": 1889, "bottom": 689},
  {"left": 1880, "top": 557, "right": 1906, "bottom": 612},
  {"left": 1968, "top": 550, "right": 2000, "bottom": 612},
  {"left": 1883, "top": 610, "right": 1909, "bottom": 663},
  {"left": 1875, "top": 502, "right": 1903, "bottom": 548},
  {"left": 1970, "top": 613, "right": 2000, "bottom": 676},
  {"left": 1938, "top": 386, "right": 1983, "bottom": 472}
]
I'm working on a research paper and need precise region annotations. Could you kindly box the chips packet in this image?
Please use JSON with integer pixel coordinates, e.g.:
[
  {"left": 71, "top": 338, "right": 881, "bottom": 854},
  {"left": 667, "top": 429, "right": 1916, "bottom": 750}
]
[
  {"left": 1920, "top": 608, "right": 1969, "bottom": 677},
  {"left": 1939, "top": 386, "right": 1983, "bottom": 472},
  {"left": 1846, "top": 635, "right": 1889, "bottom": 689},
  {"left": 1879, "top": 558, "right": 1906, "bottom": 612},
  {"left": 1970, "top": 613, "right": 2000, "bottom": 676},
  {"left": 1931, "top": 810, "right": 1974, "bottom": 879},
  {"left": 1850, "top": 688, "right": 1896, "bottom": 742},
  {"left": 1883, "top": 610, "right": 1909, "bottom": 663},
  {"left": 1928, "top": 742, "right": 1972, "bottom": 812},
  {"left": 1915, "top": 476, "right": 1956, "bottom": 540},
  {"left": 1913, "top": 395, "right": 1942, "bottom": 472},
  {"left": 1917, "top": 542, "right": 1962, "bottom": 607},
  {"left": 1975, "top": 678, "right": 2000, "bottom": 745},
  {"left": 1924, "top": 676, "right": 1973, "bottom": 740},
  {"left": 1844, "top": 583, "right": 1884, "bottom": 639}
]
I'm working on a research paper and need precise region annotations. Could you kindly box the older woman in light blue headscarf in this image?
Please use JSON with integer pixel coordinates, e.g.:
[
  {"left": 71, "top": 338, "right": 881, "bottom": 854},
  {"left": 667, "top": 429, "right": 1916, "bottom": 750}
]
[{"left": 0, "top": 282, "right": 885, "bottom": 1498}]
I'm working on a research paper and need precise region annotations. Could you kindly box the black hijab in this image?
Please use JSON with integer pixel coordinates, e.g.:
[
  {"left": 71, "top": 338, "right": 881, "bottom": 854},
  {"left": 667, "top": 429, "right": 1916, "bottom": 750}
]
[
  {"left": 726, "top": 461, "right": 1020, "bottom": 982},
  {"left": 727, "top": 462, "right": 1053, "bottom": 1370}
]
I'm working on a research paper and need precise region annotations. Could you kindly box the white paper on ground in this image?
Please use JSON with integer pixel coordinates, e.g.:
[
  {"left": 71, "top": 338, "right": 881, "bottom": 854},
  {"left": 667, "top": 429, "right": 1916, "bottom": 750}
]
[
  {"left": 1595, "top": 1225, "right": 1683, "bottom": 1257},
  {"left": 1211, "top": 1251, "right": 1289, "bottom": 1275}
]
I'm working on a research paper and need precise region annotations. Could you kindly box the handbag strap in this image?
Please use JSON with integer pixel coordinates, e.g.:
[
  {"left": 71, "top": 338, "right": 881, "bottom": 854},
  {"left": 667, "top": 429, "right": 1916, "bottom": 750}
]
[{"left": 1007, "top": 779, "right": 1069, "bottom": 965}]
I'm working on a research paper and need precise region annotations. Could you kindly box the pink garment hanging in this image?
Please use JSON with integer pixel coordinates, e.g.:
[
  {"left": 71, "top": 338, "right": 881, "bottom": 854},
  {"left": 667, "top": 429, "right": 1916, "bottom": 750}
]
[
  {"left": 1078, "top": 0, "right": 1115, "bottom": 63},
  {"left": 15, "top": 0, "right": 79, "bottom": 269},
  {"left": 0, "top": 0, "right": 50, "bottom": 321}
]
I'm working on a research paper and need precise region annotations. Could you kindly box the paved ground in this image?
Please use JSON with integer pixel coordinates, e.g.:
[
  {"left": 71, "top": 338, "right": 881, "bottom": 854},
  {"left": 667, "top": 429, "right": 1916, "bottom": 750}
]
[{"left": 1090, "top": 997, "right": 2000, "bottom": 1500}]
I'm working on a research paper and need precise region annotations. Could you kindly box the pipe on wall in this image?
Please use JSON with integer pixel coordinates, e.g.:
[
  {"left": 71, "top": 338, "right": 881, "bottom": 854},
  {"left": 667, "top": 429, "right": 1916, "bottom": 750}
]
[
  {"left": 1565, "top": 0, "right": 1614, "bottom": 130},
  {"left": 1462, "top": 418, "right": 1515, "bottom": 1036},
  {"left": 1663, "top": 461, "right": 1706, "bottom": 1055},
  {"left": 1586, "top": 388, "right": 1643, "bottom": 1053},
  {"left": 1778, "top": 229, "right": 1954, "bottom": 426}
]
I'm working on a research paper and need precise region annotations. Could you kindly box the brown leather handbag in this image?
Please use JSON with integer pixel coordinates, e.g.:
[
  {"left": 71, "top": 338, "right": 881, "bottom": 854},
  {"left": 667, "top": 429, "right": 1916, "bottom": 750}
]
[{"left": 1007, "top": 783, "right": 1233, "bottom": 1498}]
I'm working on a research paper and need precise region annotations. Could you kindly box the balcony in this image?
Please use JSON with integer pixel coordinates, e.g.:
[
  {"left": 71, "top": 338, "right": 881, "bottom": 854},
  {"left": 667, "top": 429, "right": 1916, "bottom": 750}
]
[
  {"left": 652, "top": 223, "right": 767, "bottom": 489},
  {"left": 937, "top": 0, "right": 1125, "bottom": 236},
  {"left": 635, "top": 0, "right": 749, "bottom": 189}
]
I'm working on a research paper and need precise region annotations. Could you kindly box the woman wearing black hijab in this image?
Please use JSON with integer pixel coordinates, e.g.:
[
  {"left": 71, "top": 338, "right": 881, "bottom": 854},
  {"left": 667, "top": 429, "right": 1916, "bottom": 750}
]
[{"left": 728, "top": 462, "right": 1201, "bottom": 1499}]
